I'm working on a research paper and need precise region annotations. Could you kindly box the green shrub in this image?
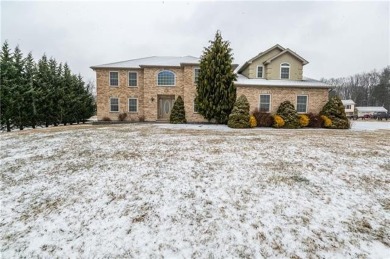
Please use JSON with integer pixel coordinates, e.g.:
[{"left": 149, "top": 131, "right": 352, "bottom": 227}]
[
  {"left": 252, "top": 108, "right": 273, "bottom": 127},
  {"left": 228, "top": 95, "right": 250, "bottom": 128},
  {"left": 170, "top": 96, "right": 187, "bottom": 124},
  {"left": 320, "top": 96, "right": 350, "bottom": 129},
  {"left": 276, "top": 101, "right": 300, "bottom": 128}
]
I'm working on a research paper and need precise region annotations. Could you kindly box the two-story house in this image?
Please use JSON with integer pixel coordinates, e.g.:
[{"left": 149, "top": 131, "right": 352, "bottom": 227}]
[{"left": 91, "top": 44, "right": 332, "bottom": 122}]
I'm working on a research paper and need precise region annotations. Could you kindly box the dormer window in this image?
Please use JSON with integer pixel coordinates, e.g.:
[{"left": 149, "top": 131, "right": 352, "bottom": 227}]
[
  {"left": 280, "top": 63, "right": 290, "bottom": 79},
  {"left": 257, "top": 66, "right": 264, "bottom": 78}
]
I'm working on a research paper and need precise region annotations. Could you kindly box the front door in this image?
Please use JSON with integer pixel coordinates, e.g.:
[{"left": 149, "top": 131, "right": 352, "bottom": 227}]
[{"left": 158, "top": 95, "right": 175, "bottom": 120}]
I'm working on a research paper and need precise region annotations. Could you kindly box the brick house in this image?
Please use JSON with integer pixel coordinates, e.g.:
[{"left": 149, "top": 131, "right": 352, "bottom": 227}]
[{"left": 91, "top": 44, "right": 332, "bottom": 122}]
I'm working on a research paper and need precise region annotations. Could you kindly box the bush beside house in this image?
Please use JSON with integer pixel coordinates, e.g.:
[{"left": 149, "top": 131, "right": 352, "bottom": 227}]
[
  {"left": 276, "top": 101, "right": 300, "bottom": 129},
  {"left": 170, "top": 96, "right": 187, "bottom": 124},
  {"left": 320, "top": 96, "right": 350, "bottom": 129},
  {"left": 228, "top": 95, "right": 250, "bottom": 128}
]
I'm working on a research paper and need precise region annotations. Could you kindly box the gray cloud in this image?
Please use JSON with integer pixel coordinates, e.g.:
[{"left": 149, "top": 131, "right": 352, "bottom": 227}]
[{"left": 2, "top": 1, "right": 389, "bottom": 83}]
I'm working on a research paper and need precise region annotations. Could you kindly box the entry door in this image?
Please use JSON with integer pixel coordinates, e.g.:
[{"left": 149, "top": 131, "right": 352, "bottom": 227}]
[{"left": 158, "top": 95, "right": 175, "bottom": 120}]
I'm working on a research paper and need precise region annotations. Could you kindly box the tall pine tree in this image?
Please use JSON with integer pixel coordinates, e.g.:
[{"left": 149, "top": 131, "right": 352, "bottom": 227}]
[
  {"left": 195, "top": 31, "right": 237, "bottom": 124},
  {"left": 24, "top": 52, "right": 39, "bottom": 129},
  {"left": 0, "top": 41, "right": 16, "bottom": 132}
]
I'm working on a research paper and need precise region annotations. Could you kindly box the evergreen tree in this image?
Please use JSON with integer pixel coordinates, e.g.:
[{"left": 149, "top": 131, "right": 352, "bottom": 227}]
[
  {"left": 0, "top": 41, "right": 16, "bottom": 132},
  {"left": 276, "top": 101, "right": 300, "bottom": 129},
  {"left": 13, "top": 46, "right": 27, "bottom": 130},
  {"left": 227, "top": 95, "right": 250, "bottom": 128},
  {"left": 36, "top": 54, "right": 52, "bottom": 127},
  {"left": 24, "top": 52, "right": 39, "bottom": 129},
  {"left": 170, "top": 96, "right": 187, "bottom": 124},
  {"left": 320, "top": 96, "right": 350, "bottom": 129},
  {"left": 195, "top": 30, "right": 237, "bottom": 124}
]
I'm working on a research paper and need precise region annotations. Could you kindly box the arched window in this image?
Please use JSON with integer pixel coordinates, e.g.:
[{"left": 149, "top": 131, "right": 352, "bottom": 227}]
[
  {"left": 280, "top": 63, "right": 290, "bottom": 79},
  {"left": 157, "top": 70, "right": 175, "bottom": 86}
]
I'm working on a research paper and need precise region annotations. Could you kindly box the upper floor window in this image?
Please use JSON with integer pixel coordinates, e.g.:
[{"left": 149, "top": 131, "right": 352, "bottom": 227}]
[
  {"left": 194, "top": 68, "right": 200, "bottom": 83},
  {"left": 257, "top": 66, "right": 264, "bottom": 78},
  {"left": 297, "top": 95, "right": 308, "bottom": 113},
  {"left": 259, "top": 94, "right": 271, "bottom": 112},
  {"left": 280, "top": 63, "right": 290, "bottom": 79},
  {"left": 345, "top": 105, "right": 351, "bottom": 110},
  {"left": 109, "top": 71, "right": 119, "bottom": 86},
  {"left": 128, "top": 72, "right": 137, "bottom": 87},
  {"left": 157, "top": 70, "right": 175, "bottom": 86}
]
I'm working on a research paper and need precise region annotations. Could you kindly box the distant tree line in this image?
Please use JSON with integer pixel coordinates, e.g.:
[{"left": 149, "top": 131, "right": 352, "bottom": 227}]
[
  {"left": 0, "top": 41, "right": 95, "bottom": 132},
  {"left": 322, "top": 66, "right": 390, "bottom": 112}
]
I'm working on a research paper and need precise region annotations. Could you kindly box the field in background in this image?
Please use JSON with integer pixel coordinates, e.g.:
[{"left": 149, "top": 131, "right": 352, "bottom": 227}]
[{"left": 1, "top": 123, "right": 389, "bottom": 258}]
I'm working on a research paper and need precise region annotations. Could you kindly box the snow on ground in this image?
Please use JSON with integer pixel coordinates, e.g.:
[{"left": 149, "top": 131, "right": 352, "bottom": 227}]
[
  {"left": 351, "top": 121, "right": 390, "bottom": 131},
  {"left": 1, "top": 124, "right": 389, "bottom": 258}
]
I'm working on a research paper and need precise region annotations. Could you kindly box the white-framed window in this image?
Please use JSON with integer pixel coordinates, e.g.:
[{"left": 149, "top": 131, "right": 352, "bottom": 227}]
[
  {"left": 297, "top": 95, "right": 308, "bottom": 113},
  {"left": 109, "top": 71, "right": 119, "bottom": 86},
  {"left": 194, "top": 99, "right": 199, "bottom": 113},
  {"left": 110, "top": 97, "right": 119, "bottom": 112},
  {"left": 257, "top": 66, "right": 264, "bottom": 78},
  {"left": 128, "top": 98, "right": 138, "bottom": 113},
  {"left": 194, "top": 68, "right": 200, "bottom": 84},
  {"left": 280, "top": 63, "right": 290, "bottom": 79},
  {"left": 128, "top": 72, "right": 137, "bottom": 87},
  {"left": 259, "top": 94, "right": 271, "bottom": 112},
  {"left": 157, "top": 70, "right": 175, "bottom": 86},
  {"left": 345, "top": 105, "right": 351, "bottom": 110}
]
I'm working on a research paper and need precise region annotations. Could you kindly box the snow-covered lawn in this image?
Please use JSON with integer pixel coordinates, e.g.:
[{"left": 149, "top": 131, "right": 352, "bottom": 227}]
[{"left": 1, "top": 124, "right": 389, "bottom": 258}]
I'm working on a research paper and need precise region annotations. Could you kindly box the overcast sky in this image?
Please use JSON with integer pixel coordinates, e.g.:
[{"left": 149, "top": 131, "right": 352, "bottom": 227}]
[{"left": 1, "top": 1, "right": 389, "bottom": 83}]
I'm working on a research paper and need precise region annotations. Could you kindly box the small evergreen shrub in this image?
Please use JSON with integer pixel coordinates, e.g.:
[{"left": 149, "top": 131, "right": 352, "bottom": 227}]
[
  {"left": 276, "top": 101, "right": 300, "bottom": 128},
  {"left": 228, "top": 95, "right": 250, "bottom": 128},
  {"left": 252, "top": 108, "right": 273, "bottom": 127},
  {"left": 320, "top": 96, "right": 350, "bottom": 129},
  {"left": 102, "top": 116, "right": 111, "bottom": 121},
  {"left": 249, "top": 115, "right": 257, "bottom": 128},
  {"left": 299, "top": 114, "right": 310, "bottom": 127},
  {"left": 273, "top": 115, "right": 285, "bottom": 128},
  {"left": 138, "top": 115, "right": 145, "bottom": 122},
  {"left": 118, "top": 112, "right": 127, "bottom": 121},
  {"left": 307, "top": 113, "right": 323, "bottom": 128},
  {"left": 321, "top": 115, "right": 332, "bottom": 128},
  {"left": 170, "top": 96, "right": 187, "bottom": 124}
]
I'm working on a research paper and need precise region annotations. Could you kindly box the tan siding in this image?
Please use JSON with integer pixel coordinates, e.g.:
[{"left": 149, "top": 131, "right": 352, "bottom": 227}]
[
  {"left": 266, "top": 53, "right": 303, "bottom": 80},
  {"left": 241, "top": 49, "right": 283, "bottom": 79}
]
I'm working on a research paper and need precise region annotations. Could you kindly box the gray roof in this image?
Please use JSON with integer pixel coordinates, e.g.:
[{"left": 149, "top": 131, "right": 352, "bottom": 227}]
[
  {"left": 91, "top": 56, "right": 200, "bottom": 69},
  {"left": 355, "top": 106, "right": 388, "bottom": 112},
  {"left": 235, "top": 74, "right": 332, "bottom": 88},
  {"left": 342, "top": 100, "right": 355, "bottom": 105}
]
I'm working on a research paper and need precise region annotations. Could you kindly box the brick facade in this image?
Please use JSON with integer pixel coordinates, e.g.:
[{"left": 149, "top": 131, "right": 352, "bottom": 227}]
[
  {"left": 237, "top": 86, "right": 329, "bottom": 114},
  {"left": 95, "top": 66, "right": 206, "bottom": 122}
]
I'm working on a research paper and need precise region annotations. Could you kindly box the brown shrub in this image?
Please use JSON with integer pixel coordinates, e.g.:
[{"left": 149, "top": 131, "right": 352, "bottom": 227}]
[
  {"left": 101, "top": 117, "right": 111, "bottom": 121},
  {"left": 118, "top": 113, "right": 127, "bottom": 121},
  {"left": 252, "top": 108, "right": 273, "bottom": 127},
  {"left": 138, "top": 115, "right": 145, "bottom": 122},
  {"left": 307, "top": 113, "right": 323, "bottom": 128}
]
